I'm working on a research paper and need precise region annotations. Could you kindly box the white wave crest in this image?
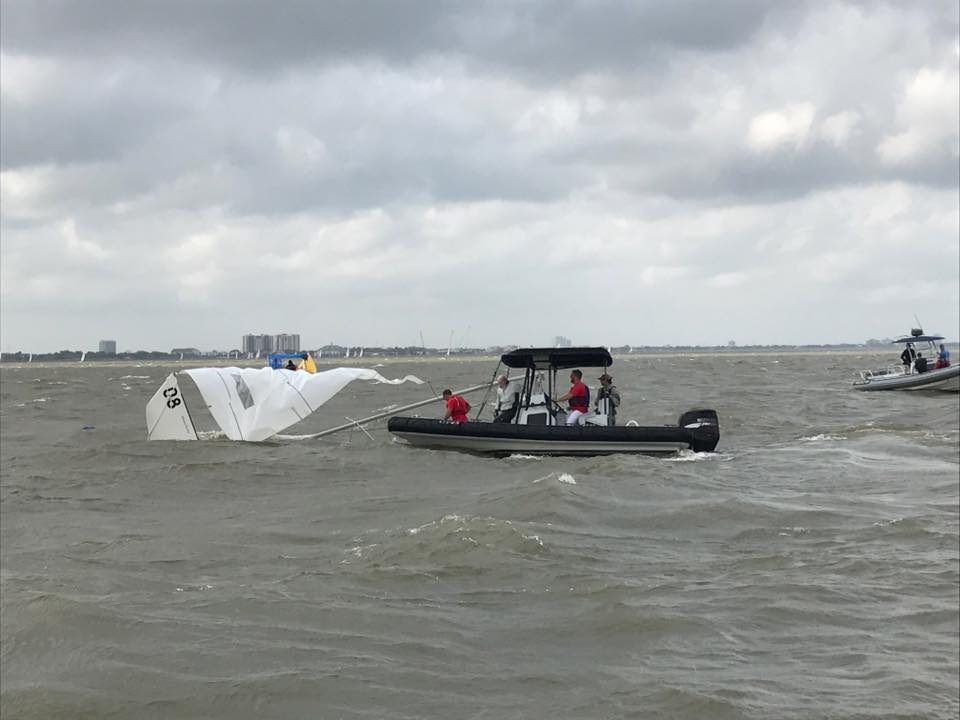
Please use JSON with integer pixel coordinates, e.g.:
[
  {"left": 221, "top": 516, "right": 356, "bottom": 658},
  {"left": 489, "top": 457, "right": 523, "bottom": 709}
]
[{"left": 665, "top": 450, "right": 721, "bottom": 462}]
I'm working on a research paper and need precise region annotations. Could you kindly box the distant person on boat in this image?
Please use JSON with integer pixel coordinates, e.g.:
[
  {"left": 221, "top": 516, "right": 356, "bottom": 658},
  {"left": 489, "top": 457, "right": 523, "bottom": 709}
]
[
  {"left": 556, "top": 369, "right": 590, "bottom": 425},
  {"left": 914, "top": 353, "right": 929, "bottom": 373},
  {"left": 442, "top": 389, "right": 471, "bottom": 423},
  {"left": 494, "top": 375, "right": 520, "bottom": 424},
  {"left": 285, "top": 360, "right": 297, "bottom": 370},
  {"left": 900, "top": 343, "right": 916, "bottom": 371},
  {"left": 595, "top": 373, "right": 621, "bottom": 425},
  {"left": 934, "top": 344, "right": 951, "bottom": 369}
]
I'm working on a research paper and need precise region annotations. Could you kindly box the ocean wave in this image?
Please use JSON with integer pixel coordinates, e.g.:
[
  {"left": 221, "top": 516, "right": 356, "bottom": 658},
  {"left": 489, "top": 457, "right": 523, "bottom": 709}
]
[
  {"left": 340, "top": 513, "right": 546, "bottom": 573},
  {"left": 533, "top": 471, "right": 576, "bottom": 485},
  {"left": 663, "top": 450, "right": 726, "bottom": 462}
]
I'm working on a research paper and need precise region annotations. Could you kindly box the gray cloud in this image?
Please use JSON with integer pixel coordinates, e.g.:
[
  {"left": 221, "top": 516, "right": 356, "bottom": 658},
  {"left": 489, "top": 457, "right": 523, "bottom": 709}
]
[{"left": 1, "top": 0, "right": 957, "bottom": 352}]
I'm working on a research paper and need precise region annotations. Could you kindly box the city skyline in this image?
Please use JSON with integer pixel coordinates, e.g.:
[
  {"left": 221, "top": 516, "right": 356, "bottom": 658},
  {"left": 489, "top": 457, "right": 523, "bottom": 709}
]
[
  {"left": 1, "top": 2, "right": 957, "bottom": 353},
  {"left": 3, "top": 333, "right": 957, "bottom": 358}
]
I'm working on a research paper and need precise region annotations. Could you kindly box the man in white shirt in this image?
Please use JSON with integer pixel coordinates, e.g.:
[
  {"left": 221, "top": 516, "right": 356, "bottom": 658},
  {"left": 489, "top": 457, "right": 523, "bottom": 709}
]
[{"left": 494, "top": 375, "right": 520, "bottom": 423}]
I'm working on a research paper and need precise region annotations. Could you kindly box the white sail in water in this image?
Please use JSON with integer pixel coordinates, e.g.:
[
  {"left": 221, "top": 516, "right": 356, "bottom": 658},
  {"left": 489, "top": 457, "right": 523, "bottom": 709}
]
[
  {"left": 152, "top": 366, "right": 423, "bottom": 442},
  {"left": 146, "top": 373, "right": 199, "bottom": 440},
  {"left": 80, "top": 351, "right": 86, "bottom": 362},
  {"left": 28, "top": 353, "right": 33, "bottom": 363},
  {"left": 358, "top": 348, "right": 364, "bottom": 358},
  {"left": 179, "top": 353, "right": 184, "bottom": 361}
]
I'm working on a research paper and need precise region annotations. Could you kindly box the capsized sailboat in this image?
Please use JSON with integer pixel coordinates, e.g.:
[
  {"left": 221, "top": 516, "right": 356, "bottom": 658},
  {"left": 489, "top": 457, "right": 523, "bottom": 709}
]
[{"left": 146, "top": 366, "right": 424, "bottom": 441}]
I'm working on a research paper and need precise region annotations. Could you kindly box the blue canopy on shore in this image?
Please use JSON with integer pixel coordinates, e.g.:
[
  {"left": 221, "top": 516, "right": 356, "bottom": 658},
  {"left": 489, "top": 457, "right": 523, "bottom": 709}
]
[{"left": 268, "top": 352, "right": 308, "bottom": 369}]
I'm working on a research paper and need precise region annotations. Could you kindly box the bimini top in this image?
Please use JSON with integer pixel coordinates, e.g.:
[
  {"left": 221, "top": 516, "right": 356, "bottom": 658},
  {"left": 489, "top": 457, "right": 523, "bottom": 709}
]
[
  {"left": 500, "top": 347, "right": 613, "bottom": 370},
  {"left": 892, "top": 335, "right": 944, "bottom": 344}
]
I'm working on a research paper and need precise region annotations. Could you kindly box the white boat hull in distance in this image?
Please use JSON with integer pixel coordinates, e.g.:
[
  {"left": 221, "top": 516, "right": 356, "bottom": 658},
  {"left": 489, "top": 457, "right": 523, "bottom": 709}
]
[
  {"left": 853, "top": 364, "right": 960, "bottom": 392},
  {"left": 387, "top": 410, "right": 719, "bottom": 457}
]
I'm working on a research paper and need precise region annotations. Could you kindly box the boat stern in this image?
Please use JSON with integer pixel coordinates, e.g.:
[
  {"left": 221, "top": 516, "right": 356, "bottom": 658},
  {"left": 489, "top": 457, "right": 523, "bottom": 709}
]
[{"left": 678, "top": 409, "right": 720, "bottom": 452}]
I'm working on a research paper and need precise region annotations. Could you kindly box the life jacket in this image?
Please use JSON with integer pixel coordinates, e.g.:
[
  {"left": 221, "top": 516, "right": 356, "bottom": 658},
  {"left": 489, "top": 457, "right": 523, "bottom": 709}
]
[
  {"left": 568, "top": 383, "right": 589, "bottom": 412},
  {"left": 449, "top": 395, "right": 471, "bottom": 422}
]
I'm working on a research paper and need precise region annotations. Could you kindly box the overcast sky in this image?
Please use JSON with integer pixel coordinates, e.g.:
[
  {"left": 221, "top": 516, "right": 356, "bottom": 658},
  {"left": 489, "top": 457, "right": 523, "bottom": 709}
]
[{"left": 2, "top": 0, "right": 958, "bottom": 352}]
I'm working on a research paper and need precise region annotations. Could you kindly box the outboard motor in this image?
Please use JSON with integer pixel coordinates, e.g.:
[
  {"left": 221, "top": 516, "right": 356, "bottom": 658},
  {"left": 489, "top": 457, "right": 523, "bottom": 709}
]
[{"left": 678, "top": 409, "right": 720, "bottom": 452}]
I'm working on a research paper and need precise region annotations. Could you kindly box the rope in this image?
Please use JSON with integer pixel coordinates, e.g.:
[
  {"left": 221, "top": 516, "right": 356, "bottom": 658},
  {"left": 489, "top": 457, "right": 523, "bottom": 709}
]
[{"left": 472, "top": 361, "right": 502, "bottom": 421}]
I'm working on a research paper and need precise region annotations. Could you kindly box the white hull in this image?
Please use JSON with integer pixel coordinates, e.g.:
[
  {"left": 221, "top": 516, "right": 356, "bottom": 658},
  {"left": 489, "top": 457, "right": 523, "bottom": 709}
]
[{"left": 854, "top": 365, "right": 959, "bottom": 392}]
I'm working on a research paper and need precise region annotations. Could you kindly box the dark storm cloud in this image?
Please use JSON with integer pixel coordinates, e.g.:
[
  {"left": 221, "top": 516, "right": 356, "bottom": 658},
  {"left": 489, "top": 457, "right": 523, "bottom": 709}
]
[{"left": 1, "top": 0, "right": 779, "bottom": 76}]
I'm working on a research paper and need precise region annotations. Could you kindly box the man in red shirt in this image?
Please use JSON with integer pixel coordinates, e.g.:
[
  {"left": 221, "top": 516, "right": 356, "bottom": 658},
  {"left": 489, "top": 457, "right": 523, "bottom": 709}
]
[
  {"left": 442, "top": 389, "right": 470, "bottom": 423},
  {"left": 556, "top": 369, "right": 590, "bottom": 425}
]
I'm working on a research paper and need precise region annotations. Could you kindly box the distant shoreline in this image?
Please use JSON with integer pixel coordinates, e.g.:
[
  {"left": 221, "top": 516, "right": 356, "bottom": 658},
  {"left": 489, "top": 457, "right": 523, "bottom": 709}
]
[{"left": 3, "top": 345, "right": 951, "bottom": 369}]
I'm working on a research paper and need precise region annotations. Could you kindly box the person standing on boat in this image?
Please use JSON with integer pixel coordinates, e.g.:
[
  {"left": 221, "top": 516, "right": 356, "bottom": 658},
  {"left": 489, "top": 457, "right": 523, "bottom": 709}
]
[
  {"left": 494, "top": 375, "right": 520, "bottom": 424},
  {"left": 556, "top": 369, "right": 590, "bottom": 425},
  {"left": 914, "top": 353, "right": 929, "bottom": 373},
  {"left": 595, "top": 373, "right": 621, "bottom": 426},
  {"left": 900, "top": 343, "right": 916, "bottom": 372},
  {"left": 936, "top": 344, "right": 951, "bottom": 368},
  {"left": 442, "top": 389, "right": 471, "bottom": 423}
]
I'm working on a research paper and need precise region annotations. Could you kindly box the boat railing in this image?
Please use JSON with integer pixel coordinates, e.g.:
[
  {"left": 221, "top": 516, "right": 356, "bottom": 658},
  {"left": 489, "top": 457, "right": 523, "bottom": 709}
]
[{"left": 860, "top": 365, "right": 909, "bottom": 381}]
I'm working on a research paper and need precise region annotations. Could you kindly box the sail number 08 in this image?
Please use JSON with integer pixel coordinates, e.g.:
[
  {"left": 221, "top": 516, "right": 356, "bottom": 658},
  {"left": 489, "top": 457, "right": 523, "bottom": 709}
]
[{"left": 163, "top": 386, "right": 182, "bottom": 409}]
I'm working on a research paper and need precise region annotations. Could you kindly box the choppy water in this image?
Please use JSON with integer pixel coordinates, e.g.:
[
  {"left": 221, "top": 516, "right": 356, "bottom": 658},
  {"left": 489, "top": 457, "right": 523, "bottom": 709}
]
[{"left": 2, "top": 353, "right": 958, "bottom": 719}]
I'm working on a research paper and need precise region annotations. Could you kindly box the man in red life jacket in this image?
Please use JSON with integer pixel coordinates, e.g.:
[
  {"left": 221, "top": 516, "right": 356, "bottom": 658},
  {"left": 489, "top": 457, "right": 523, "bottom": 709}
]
[
  {"left": 442, "top": 389, "right": 471, "bottom": 423},
  {"left": 556, "top": 369, "right": 590, "bottom": 425}
]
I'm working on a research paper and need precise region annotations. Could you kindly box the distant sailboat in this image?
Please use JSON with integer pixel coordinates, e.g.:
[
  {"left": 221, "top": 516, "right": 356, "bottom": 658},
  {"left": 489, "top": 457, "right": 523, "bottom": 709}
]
[
  {"left": 447, "top": 330, "right": 454, "bottom": 357},
  {"left": 358, "top": 347, "right": 364, "bottom": 359},
  {"left": 80, "top": 351, "right": 86, "bottom": 362},
  {"left": 345, "top": 348, "right": 350, "bottom": 358},
  {"left": 179, "top": 352, "right": 184, "bottom": 361},
  {"left": 28, "top": 353, "right": 33, "bottom": 363}
]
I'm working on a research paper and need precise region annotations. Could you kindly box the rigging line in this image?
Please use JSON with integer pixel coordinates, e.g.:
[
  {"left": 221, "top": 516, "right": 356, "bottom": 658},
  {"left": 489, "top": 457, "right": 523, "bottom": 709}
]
[
  {"left": 343, "top": 417, "right": 376, "bottom": 442},
  {"left": 282, "top": 373, "right": 315, "bottom": 414},
  {"left": 472, "top": 361, "right": 502, "bottom": 421}
]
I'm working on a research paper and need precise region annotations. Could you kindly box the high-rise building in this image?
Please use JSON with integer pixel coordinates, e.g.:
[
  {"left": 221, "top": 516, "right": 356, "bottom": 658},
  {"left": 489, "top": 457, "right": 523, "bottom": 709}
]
[
  {"left": 274, "top": 334, "right": 300, "bottom": 352},
  {"left": 242, "top": 334, "right": 276, "bottom": 354},
  {"left": 242, "top": 333, "right": 300, "bottom": 354},
  {"left": 99, "top": 340, "right": 117, "bottom": 354}
]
